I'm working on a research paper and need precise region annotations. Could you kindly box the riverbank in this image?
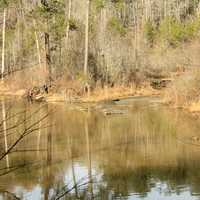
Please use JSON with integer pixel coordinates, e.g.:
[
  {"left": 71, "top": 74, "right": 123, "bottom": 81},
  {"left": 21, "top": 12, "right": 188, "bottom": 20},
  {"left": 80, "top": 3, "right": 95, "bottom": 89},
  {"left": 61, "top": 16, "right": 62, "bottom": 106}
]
[
  {"left": 0, "top": 81, "right": 161, "bottom": 103},
  {"left": 1, "top": 72, "right": 200, "bottom": 115}
]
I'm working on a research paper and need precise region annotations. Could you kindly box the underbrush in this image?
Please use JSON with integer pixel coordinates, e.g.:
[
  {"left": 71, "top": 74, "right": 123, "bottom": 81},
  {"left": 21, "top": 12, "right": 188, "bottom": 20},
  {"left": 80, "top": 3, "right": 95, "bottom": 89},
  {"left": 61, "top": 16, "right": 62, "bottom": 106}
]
[
  {"left": 3, "top": 65, "right": 46, "bottom": 91},
  {"left": 165, "top": 70, "right": 200, "bottom": 109}
]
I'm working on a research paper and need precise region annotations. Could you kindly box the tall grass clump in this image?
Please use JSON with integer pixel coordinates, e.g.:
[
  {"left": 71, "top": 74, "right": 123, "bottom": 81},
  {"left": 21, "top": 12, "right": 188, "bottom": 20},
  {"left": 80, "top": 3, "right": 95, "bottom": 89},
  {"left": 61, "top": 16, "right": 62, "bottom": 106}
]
[{"left": 165, "top": 70, "right": 200, "bottom": 107}]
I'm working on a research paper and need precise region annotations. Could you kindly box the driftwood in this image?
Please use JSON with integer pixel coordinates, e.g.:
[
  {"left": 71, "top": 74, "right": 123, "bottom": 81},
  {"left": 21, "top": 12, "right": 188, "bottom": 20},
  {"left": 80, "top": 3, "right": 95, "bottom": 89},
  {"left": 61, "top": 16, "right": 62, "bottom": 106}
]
[
  {"left": 35, "top": 95, "right": 46, "bottom": 102},
  {"left": 27, "top": 85, "right": 49, "bottom": 102}
]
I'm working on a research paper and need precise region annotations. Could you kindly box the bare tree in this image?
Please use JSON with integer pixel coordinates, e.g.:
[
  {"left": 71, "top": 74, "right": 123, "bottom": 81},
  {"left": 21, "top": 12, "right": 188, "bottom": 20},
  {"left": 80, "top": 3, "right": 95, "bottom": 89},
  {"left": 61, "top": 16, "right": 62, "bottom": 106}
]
[
  {"left": 84, "top": 0, "right": 90, "bottom": 77},
  {"left": 33, "top": 19, "right": 42, "bottom": 69},
  {"left": 65, "top": 0, "right": 72, "bottom": 48},
  {"left": 1, "top": 9, "right": 6, "bottom": 81}
]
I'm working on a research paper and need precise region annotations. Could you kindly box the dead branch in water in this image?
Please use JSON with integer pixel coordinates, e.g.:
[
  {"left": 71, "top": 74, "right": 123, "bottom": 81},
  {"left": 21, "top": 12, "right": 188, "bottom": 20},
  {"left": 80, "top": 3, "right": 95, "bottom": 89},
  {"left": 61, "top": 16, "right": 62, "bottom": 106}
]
[
  {"left": 0, "top": 105, "right": 49, "bottom": 135},
  {"left": 0, "top": 104, "right": 53, "bottom": 177},
  {"left": 0, "top": 160, "right": 43, "bottom": 177},
  {"left": 0, "top": 110, "right": 50, "bottom": 161}
]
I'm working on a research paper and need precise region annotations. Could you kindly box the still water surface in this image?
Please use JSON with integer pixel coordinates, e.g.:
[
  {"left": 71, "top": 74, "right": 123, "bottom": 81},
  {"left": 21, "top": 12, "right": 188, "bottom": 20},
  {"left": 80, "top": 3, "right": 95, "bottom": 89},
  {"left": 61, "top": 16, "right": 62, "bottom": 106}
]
[{"left": 0, "top": 97, "right": 200, "bottom": 200}]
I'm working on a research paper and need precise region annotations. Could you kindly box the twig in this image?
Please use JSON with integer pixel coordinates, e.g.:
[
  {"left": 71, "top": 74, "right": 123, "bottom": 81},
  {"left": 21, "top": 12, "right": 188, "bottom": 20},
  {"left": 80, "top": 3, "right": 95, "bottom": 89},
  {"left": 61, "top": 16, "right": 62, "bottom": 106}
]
[
  {"left": 55, "top": 181, "right": 92, "bottom": 200},
  {"left": 0, "top": 105, "right": 48, "bottom": 135},
  {"left": 0, "top": 160, "right": 45, "bottom": 177}
]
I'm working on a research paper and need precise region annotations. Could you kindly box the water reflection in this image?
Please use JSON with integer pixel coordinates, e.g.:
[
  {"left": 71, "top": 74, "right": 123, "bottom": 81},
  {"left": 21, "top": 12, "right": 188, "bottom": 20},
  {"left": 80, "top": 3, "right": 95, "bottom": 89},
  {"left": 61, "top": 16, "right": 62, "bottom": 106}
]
[
  {"left": 1, "top": 100, "right": 9, "bottom": 169},
  {"left": 0, "top": 98, "right": 200, "bottom": 199}
]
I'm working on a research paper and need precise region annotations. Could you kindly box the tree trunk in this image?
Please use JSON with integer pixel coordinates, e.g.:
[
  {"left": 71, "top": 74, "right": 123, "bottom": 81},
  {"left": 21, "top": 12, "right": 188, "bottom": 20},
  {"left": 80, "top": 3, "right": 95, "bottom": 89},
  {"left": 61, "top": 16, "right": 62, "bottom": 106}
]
[
  {"left": 45, "top": 32, "right": 51, "bottom": 84},
  {"left": 33, "top": 20, "right": 42, "bottom": 69},
  {"left": 1, "top": 9, "right": 6, "bottom": 81},
  {"left": 84, "top": 0, "right": 90, "bottom": 76},
  {"left": 133, "top": 1, "right": 138, "bottom": 68},
  {"left": 12, "top": 41, "right": 16, "bottom": 73},
  {"left": 65, "top": 0, "right": 72, "bottom": 47},
  {"left": 41, "top": 0, "right": 51, "bottom": 84}
]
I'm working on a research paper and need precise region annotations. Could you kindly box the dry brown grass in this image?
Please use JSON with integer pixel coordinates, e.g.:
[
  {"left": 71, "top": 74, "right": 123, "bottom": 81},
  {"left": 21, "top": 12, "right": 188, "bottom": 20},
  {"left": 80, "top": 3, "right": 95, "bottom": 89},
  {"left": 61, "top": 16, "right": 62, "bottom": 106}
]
[
  {"left": 7, "top": 65, "right": 46, "bottom": 90},
  {"left": 0, "top": 67, "right": 160, "bottom": 102},
  {"left": 188, "top": 101, "right": 200, "bottom": 112},
  {"left": 0, "top": 64, "right": 47, "bottom": 96},
  {"left": 164, "top": 69, "right": 200, "bottom": 111},
  {"left": 81, "top": 84, "right": 160, "bottom": 103}
]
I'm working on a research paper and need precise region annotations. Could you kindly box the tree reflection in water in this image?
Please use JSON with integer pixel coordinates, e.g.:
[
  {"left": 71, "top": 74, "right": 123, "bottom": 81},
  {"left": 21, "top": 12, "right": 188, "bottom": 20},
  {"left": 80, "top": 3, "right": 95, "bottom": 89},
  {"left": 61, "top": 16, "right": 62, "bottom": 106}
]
[{"left": 0, "top": 98, "right": 200, "bottom": 199}]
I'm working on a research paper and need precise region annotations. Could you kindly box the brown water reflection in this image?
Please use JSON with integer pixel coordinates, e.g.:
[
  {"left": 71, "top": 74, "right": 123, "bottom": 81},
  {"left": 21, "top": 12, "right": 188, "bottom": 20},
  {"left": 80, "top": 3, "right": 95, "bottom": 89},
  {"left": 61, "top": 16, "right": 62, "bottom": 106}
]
[{"left": 0, "top": 97, "right": 200, "bottom": 200}]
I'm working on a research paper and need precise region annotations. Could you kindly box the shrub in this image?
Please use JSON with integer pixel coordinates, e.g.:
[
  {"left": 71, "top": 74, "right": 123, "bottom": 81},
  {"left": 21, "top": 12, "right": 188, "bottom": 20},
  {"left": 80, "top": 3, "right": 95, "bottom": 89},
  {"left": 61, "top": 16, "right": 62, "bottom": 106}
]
[
  {"left": 68, "top": 18, "right": 78, "bottom": 31},
  {"left": 184, "top": 17, "right": 200, "bottom": 39},
  {"left": 111, "top": 0, "right": 124, "bottom": 10},
  {"left": 159, "top": 17, "right": 185, "bottom": 46},
  {"left": 144, "top": 20, "right": 157, "bottom": 47},
  {"left": 158, "top": 16, "right": 200, "bottom": 47},
  {"left": 107, "top": 17, "right": 127, "bottom": 37},
  {"left": 94, "top": 0, "right": 105, "bottom": 10}
]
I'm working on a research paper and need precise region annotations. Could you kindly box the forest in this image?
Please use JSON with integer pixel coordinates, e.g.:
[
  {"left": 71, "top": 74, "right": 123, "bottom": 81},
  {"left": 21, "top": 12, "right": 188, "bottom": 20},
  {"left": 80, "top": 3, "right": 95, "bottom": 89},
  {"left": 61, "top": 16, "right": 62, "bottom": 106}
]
[{"left": 1, "top": 0, "right": 200, "bottom": 106}]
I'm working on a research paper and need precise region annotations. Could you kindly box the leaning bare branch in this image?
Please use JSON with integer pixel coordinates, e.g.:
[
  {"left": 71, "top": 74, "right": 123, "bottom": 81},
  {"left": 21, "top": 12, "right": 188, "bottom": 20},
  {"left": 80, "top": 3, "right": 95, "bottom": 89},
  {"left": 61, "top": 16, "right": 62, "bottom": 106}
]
[
  {"left": 0, "top": 109, "right": 52, "bottom": 161},
  {"left": 55, "top": 181, "right": 93, "bottom": 200},
  {"left": 0, "top": 105, "right": 49, "bottom": 135},
  {"left": 0, "top": 159, "right": 46, "bottom": 177},
  {"left": 0, "top": 123, "right": 54, "bottom": 140},
  {"left": 53, "top": 174, "right": 97, "bottom": 200}
]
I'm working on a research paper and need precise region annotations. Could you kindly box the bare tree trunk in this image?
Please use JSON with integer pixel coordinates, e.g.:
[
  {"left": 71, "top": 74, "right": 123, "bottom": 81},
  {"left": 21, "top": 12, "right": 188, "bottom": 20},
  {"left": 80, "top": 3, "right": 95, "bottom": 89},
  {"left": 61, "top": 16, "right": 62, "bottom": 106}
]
[
  {"left": 45, "top": 32, "right": 51, "bottom": 84},
  {"left": 1, "top": 9, "right": 6, "bottom": 81},
  {"left": 12, "top": 41, "right": 16, "bottom": 73},
  {"left": 33, "top": 20, "right": 42, "bottom": 69},
  {"left": 134, "top": 2, "right": 138, "bottom": 69},
  {"left": 84, "top": 0, "right": 90, "bottom": 76},
  {"left": 164, "top": 0, "right": 168, "bottom": 17},
  {"left": 65, "top": 0, "right": 72, "bottom": 48},
  {"left": 40, "top": 0, "right": 51, "bottom": 84}
]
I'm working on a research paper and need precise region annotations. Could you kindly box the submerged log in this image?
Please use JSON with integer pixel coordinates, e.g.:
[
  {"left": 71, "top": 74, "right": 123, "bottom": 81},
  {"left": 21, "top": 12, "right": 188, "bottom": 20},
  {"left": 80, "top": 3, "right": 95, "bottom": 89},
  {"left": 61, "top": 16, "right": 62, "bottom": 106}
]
[
  {"left": 102, "top": 109, "right": 127, "bottom": 116},
  {"left": 35, "top": 95, "right": 46, "bottom": 102}
]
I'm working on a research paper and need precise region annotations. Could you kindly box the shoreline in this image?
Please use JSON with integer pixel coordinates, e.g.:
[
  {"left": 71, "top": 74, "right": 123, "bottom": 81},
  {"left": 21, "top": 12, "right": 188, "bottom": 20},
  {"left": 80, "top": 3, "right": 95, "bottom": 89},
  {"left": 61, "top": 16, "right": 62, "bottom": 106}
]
[
  {"left": 1, "top": 84, "right": 200, "bottom": 115},
  {"left": 0, "top": 85, "right": 161, "bottom": 102}
]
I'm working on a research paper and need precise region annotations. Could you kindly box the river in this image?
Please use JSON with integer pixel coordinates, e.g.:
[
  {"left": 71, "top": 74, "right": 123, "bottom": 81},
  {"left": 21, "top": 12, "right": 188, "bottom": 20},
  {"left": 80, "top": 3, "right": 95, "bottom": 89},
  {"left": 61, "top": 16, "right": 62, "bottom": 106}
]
[{"left": 0, "top": 97, "right": 200, "bottom": 200}]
